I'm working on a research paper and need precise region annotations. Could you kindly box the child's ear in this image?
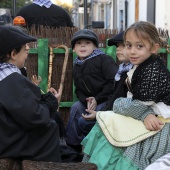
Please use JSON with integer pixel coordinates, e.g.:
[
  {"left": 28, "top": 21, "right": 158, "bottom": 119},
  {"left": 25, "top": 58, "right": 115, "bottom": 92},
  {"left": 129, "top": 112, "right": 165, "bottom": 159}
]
[
  {"left": 10, "top": 50, "right": 17, "bottom": 60},
  {"left": 72, "top": 48, "right": 75, "bottom": 52},
  {"left": 151, "top": 43, "right": 160, "bottom": 54}
]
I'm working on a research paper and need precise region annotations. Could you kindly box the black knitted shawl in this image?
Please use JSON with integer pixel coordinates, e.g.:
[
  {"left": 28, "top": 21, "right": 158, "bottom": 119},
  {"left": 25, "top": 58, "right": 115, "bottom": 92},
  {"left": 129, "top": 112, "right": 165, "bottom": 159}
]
[{"left": 131, "top": 55, "right": 170, "bottom": 105}]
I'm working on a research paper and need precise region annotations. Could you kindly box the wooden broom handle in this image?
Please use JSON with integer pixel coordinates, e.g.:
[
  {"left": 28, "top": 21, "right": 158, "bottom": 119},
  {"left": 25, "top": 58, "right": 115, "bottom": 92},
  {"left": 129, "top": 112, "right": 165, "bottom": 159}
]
[
  {"left": 57, "top": 45, "right": 69, "bottom": 105},
  {"left": 47, "top": 47, "right": 54, "bottom": 90}
]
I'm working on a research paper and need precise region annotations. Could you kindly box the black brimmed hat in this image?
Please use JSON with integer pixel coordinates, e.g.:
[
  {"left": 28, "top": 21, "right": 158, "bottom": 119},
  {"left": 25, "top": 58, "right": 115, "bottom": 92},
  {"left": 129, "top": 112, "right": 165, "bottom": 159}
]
[
  {"left": 71, "top": 29, "right": 99, "bottom": 49},
  {"left": 0, "top": 25, "right": 36, "bottom": 56},
  {"left": 108, "top": 31, "right": 124, "bottom": 46}
]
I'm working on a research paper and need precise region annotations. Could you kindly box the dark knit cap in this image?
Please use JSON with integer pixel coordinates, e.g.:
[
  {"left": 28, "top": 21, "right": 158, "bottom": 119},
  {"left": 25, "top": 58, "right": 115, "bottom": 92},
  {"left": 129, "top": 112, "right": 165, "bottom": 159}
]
[
  {"left": 71, "top": 29, "right": 99, "bottom": 49},
  {"left": 108, "top": 31, "right": 124, "bottom": 46},
  {"left": 0, "top": 25, "right": 36, "bottom": 56}
]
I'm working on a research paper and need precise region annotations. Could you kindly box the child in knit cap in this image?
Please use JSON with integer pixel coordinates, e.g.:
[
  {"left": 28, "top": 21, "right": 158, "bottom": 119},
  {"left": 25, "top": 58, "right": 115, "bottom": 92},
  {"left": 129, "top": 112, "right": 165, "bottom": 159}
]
[{"left": 66, "top": 29, "right": 118, "bottom": 152}]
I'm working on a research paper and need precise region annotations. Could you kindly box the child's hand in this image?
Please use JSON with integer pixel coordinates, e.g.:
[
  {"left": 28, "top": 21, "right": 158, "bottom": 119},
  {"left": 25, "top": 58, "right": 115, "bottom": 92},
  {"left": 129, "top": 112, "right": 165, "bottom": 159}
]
[
  {"left": 49, "top": 88, "right": 61, "bottom": 99},
  {"left": 144, "top": 114, "right": 164, "bottom": 131},
  {"left": 82, "top": 109, "right": 97, "bottom": 120},
  {"left": 86, "top": 97, "right": 97, "bottom": 110},
  {"left": 31, "top": 75, "right": 42, "bottom": 86}
]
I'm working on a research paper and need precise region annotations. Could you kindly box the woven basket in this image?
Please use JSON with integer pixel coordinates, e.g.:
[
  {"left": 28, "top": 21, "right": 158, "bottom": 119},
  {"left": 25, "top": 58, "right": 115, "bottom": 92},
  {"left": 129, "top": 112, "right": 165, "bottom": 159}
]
[
  {"left": 22, "top": 160, "right": 97, "bottom": 170},
  {"left": 0, "top": 159, "right": 21, "bottom": 170}
]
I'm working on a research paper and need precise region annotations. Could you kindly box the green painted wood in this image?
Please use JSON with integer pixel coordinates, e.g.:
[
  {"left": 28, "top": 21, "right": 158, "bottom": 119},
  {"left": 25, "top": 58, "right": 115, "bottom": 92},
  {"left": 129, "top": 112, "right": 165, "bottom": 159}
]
[
  {"left": 159, "top": 48, "right": 167, "bottom": 53},
  {"left": 53, "top": 48, "right": 73, "bottom": 54},
  {"left": 29, "top": 48, "right": 38, "bottom": 53},
  {"left": 167, "top": 39, "right": 170, "bottom": 71},
  {"left": 105, "top": 39, "right": 117, "bottom": 61},
  {"left": 37, "top": 39, "right": 49, "bottom": 93},
  {"left": 59, "top": 102, "right": 74, "bottom": 107},
  {"left": 100, "top": 47, "right": 116, "bottom": 60},
  {"left": 73, "top": 51, "right": 78, "bottom": 102}
]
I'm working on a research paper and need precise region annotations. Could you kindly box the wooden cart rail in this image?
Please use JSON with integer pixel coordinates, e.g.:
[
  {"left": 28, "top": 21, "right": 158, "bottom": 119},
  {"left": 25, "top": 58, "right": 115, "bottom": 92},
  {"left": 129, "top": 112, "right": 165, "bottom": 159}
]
[{"left": 27, "top": 38, "right": 170, "bottom": 107}]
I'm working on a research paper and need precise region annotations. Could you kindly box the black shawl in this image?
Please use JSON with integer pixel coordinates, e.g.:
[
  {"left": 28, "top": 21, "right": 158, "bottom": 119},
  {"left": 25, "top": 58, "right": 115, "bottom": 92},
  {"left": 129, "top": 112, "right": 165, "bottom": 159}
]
[{"left": 131, "top": 55, "right": 170, "bottom": 105}]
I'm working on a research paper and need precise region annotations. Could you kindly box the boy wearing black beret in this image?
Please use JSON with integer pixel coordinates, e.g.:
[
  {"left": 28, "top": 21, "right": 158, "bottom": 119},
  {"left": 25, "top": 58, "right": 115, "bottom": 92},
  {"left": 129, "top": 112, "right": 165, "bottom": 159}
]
[
  {"left": 66, "top": 29, "right": 118, "bottom": 152},
  {"left": 0, "top": 25, "right": 61, "bottom": 162}
]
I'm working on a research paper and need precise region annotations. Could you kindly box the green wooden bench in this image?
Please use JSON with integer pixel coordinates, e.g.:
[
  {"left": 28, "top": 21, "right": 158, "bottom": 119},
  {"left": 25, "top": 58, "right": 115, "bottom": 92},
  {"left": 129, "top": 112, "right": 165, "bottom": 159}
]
[{"left": 28, "top": 38, "right": 170, "bottom": 109}]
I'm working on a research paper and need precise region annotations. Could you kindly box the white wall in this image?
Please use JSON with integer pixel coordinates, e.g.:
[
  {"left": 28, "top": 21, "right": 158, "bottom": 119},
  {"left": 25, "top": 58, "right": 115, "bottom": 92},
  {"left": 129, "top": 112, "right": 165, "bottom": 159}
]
[
  {"left": 116, "top": 0, "right": 124, "bottom": 31},
  {"left": 138, "top": 0, "right": 147, "bottom": 21},
  {"left": 165, "top": 0, "right": 170, "bottom": 32},
  {"left": 127, "top": 0, "right": 135, "bottom": 27},
  {"left": 155, "top": 0, "right": 166, "bottom": 29},
  {"left": 110, "top": 0, "right": 114, "bottom": 29},
  {"left": 155, "top": 0, "right": 170, "bottom": 32}
]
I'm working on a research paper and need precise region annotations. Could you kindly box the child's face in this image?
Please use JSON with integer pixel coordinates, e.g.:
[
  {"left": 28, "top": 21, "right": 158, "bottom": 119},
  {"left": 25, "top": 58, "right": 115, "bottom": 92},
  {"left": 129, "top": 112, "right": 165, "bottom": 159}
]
[
  {"left": 116, "top": 43, "right": 129, "bottom": 63},
  {"left": 11, "top": 44, "right": 30, "bottom": 68},
  {"left": 73, "top": 39, "right": 97, "bottom": 60},
  {"left": 125, "top": 30, "right": 157, "bottom": 65}
]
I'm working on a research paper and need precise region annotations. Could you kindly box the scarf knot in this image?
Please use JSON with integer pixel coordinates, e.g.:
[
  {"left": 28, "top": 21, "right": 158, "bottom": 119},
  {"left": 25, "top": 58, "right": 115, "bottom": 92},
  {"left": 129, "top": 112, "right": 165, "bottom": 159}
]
[{"left": 115, "top": 62, "right": 133, "bottom": 81}]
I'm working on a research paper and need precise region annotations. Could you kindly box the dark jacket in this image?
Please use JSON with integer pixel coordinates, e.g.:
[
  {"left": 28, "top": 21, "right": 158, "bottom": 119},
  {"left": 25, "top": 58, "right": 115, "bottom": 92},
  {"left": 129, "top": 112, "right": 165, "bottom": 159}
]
[
  {"left": 16, "top": 4, "right": 73, "bottom": 29},
  {"left": 0, "top": 73, "right": 61, "bottom": 162},
  {"left": 73, "top": 54, "right": 118, "bottom": 105},
  {"left": 102, "top": 71, "right": 128, "bottom": 110}
]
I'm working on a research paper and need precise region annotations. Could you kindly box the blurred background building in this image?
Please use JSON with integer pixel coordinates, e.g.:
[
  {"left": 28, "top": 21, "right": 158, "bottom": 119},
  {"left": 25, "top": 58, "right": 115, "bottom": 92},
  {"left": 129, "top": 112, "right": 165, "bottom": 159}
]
[
  {"left": 71, "top": 0, "right": 170, "bottom": 32},
  {"left": 0, "top": 0, "right": 170, "bottom": 32}
]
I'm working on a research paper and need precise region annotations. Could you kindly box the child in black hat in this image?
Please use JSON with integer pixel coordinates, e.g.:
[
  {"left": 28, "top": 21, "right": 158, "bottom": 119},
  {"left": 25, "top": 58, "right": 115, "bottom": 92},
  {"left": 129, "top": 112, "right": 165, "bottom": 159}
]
[
  {"left": 66, "top": 29, "right": 118, "bottom": 152},
  {"left": 103, "top": 31, "right": 133, "bottom": 110},
  {"left": 0, "top": 25, "right": 62, "bottom": 162}
]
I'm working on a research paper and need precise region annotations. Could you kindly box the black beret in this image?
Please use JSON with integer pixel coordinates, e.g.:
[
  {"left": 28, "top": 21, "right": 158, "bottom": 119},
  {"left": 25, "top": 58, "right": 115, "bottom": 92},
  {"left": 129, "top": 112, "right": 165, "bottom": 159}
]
[
  {"left": 108, "top": 31, "right": 124, "bottom": 46},
  {"left": 0, "top": 25, "right": 36, "bottom": 56},
  {"left": 71, "top": 29, "right": 99, "bottom": 49}
]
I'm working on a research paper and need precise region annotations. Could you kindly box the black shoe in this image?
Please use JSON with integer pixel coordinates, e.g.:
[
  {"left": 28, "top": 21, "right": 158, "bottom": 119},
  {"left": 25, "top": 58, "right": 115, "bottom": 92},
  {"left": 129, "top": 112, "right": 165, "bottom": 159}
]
[
  {"left": 60, "top": 144, "right": 83, "bottom": 163},
  {"left": 67, "top": 144, "right": 82, "bottom": 153}
]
